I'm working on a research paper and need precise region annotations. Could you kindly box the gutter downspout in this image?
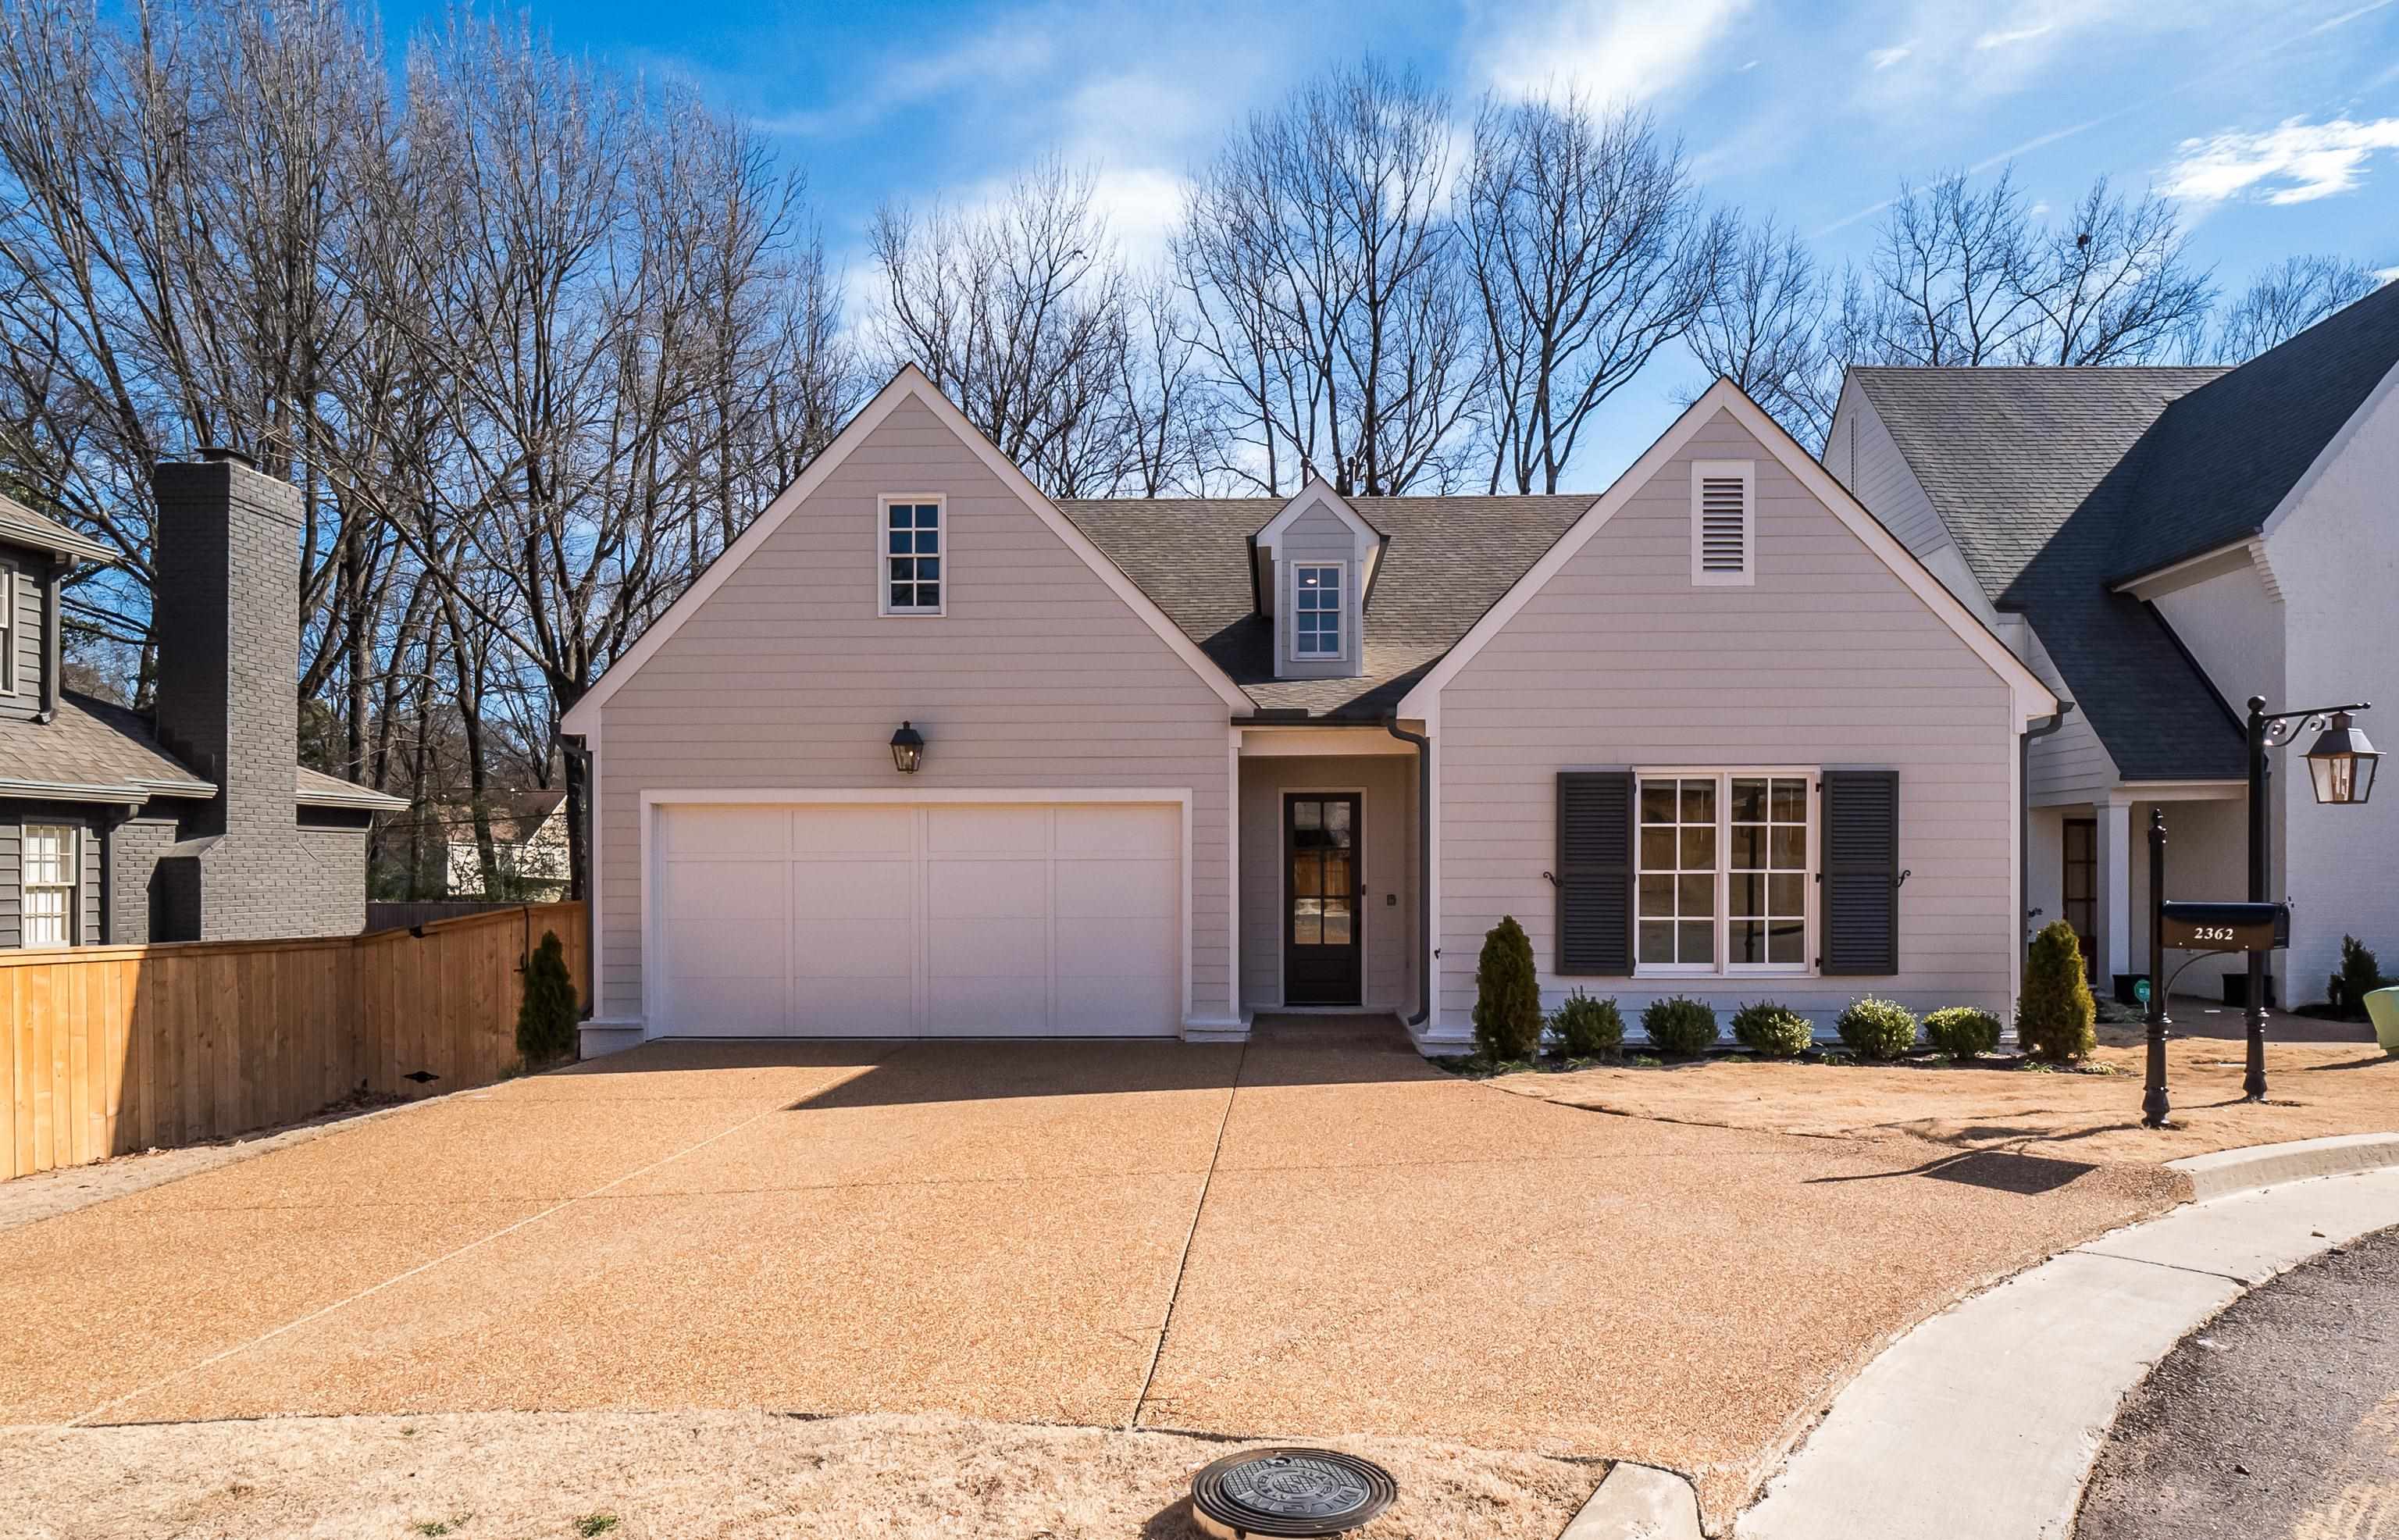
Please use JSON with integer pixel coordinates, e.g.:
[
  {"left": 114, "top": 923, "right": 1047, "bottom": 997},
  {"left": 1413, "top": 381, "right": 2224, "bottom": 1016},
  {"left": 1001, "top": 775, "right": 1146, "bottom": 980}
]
[
  {"left": 2020, "top": 702, "right": 2075, "bottom": 944},
  {"left": 560, "top": 732, "right": 594, "bottom": 1021},
  {"left": 1384, "top": 714, "right": 1431, "bottom": 1028}
]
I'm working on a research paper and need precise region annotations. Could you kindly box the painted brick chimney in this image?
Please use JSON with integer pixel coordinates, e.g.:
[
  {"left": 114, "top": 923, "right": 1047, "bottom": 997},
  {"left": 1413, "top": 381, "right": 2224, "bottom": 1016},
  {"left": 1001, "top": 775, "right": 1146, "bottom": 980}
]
[{"left": 149, "top": 449, "right": 308, "bottom": 939}]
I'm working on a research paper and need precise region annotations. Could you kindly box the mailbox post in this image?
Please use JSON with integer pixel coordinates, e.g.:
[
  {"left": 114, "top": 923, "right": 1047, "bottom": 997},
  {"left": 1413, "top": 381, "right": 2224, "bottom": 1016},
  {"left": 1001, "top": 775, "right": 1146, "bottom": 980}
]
[{"left": 2143, "top": 808, "right": 2169, "bottom": 1128}]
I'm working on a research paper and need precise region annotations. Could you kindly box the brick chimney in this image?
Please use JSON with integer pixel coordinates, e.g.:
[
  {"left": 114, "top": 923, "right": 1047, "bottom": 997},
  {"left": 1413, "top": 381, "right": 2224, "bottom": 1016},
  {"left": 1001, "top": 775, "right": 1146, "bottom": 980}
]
[{"left": 150, "top": 448, "right": 305, "bottom": 938}]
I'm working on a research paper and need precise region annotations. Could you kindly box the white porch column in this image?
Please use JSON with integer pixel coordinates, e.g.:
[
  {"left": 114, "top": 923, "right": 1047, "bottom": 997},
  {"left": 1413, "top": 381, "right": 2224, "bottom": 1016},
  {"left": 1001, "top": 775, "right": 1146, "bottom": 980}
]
[{"left": 2098, "top": 798, "right": 2132, "bottom": 985}]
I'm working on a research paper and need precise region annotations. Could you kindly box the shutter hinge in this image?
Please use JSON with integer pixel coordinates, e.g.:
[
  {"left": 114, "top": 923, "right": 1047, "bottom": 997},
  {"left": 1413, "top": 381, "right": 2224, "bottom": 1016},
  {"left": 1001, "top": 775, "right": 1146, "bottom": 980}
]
[
  {"left": 1541, "top": 869, "right": 1560, "bottom": 888},
  {"left": 1897, "top": 868, "right": 1912, "bottom": 888}
]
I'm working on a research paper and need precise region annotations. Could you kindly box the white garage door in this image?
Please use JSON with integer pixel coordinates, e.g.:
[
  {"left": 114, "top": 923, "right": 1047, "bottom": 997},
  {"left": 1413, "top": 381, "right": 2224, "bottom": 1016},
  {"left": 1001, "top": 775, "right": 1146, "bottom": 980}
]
[{"left": 654, "top": 800, "right": 1182, "bottom": 1037}]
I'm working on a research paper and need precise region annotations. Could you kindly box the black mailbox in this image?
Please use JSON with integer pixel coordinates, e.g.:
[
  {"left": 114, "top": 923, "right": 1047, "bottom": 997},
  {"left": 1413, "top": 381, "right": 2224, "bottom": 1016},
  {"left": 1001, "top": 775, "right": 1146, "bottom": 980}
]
[{"left": 2159, "top": 900, "right": 2290, "bottom": 951}]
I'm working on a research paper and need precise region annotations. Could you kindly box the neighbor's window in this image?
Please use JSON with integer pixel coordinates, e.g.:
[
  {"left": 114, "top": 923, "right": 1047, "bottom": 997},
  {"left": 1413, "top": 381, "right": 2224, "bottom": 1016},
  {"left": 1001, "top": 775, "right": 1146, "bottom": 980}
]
[
  {"left": 21, "top": 824, "right": 75, "bottom": 946},
  {"left": 883, "top": 497, "right": 943, "bottom": 613},
  {"left": 0, "top": 565, "right": 15, "bottom": 694},
  {"left": 1638, "top": 773, "right": 1811, "bottom": 972},
  {"left": 1292, "top": 563, "right": 1342, "bottom": 658}
]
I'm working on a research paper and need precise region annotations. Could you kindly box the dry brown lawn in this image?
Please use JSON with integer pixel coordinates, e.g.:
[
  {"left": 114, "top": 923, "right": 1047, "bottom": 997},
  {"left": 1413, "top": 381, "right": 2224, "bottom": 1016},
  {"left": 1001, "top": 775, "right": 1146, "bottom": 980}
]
[
  {"left": 0, "top": 1410, "right": 1596, "bottom": 1540},
  {"left": 1487, "top": 1031, "right": 2398, "bottom": 1167}
]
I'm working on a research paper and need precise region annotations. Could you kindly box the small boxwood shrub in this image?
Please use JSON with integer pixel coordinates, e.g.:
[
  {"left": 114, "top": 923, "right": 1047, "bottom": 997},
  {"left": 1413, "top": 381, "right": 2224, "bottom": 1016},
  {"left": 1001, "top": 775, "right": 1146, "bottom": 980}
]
[
  {"left": 1549, "top": 989, "right": 1624, "bottom": 1057},
  {"left": 516, "top": 930, "right": 579, "bottom": 1066},
  {"left": 1923, "top": 1006, "right": 2002, "bottom": 1060},
  {"left": 1642, "top": 996, "right": 1719, "bottom": 1055},
  {"left": 1731, "top": 1000, "right": 1813, "bottom": 1058},
  {"left": 1473, "top": 915, "right": 1542, "bottom": 1061},
  {"left": 1836, "top": 996, "right": 1918, "bottom": 1061},
  {"left": 2019, "top": 920, "right": 2098, "bottom": 1061}
]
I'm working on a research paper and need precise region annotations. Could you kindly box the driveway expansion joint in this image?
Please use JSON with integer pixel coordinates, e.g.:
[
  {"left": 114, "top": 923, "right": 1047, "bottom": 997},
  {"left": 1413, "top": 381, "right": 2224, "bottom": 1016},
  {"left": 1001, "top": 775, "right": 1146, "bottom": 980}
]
[{"left": 1128, "top": 1036, "right": 1248, "bottom": 1433}]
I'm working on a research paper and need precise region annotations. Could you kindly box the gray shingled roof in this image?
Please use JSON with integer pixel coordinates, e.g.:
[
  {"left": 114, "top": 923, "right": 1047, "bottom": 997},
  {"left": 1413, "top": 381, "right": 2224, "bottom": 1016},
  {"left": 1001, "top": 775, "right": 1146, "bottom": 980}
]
[
  {"left": 1057, "top": 495, "right": 1592, "bottom": 719},
  {"left": 0, "top": 494, "right": 116, "bottom": 565},
  {"left": 298, "top": 764, "right": 408, "bottom": 811},
  {"left": 1848, "top": 282, "right": 2399, "bottom": 784},
  {"left": 0, "top": 693, "right": 215, "bottom": 799}
]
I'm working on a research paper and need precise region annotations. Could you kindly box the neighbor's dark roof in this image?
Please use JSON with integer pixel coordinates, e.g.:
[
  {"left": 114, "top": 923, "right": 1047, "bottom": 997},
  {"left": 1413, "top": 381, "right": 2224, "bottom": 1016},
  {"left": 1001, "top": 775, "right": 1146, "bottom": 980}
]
[
  {"left": 1057, "top": 495, "right": 1594, "bottom": 719},
  {"left": 1850, "top": 284, "right": 2399, "bottom": 784},
  {"left": 0, "top": 693, "right": 215, "bottom": 800},
  {"left": 0, "top": 494, "right": 116, "bottom": 565},
  {"left": 1851, "top": 365, "right": 2244, "bottom": 782}
]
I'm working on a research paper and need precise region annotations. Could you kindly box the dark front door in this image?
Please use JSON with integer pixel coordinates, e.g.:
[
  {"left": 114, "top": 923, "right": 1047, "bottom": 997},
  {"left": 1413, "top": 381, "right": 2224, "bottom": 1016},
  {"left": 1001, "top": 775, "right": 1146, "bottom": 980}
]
[
  {"left": 2062, "top": 818, "right": 2098, "bottom": 982},
  {"left": 1284, "top": 793, "right": 1363, "bottom": 1006}
]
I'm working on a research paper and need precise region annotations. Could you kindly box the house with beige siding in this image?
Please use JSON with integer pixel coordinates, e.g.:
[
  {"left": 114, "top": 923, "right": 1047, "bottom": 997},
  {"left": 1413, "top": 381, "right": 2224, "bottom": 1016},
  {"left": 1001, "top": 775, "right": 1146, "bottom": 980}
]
[
  {"left": 562, "top": 364, "right": 2055, "bottom": 1056},
  {"left": 1824, "top": 281, "right": 2397, "bottom": 1011}
]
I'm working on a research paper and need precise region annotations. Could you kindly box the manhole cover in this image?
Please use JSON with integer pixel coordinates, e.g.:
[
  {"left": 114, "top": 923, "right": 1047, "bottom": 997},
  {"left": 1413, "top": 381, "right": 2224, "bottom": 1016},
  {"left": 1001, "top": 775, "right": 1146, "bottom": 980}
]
[{"left": 1189, "top": 1447, "right": 1397, "bottom": 1538}]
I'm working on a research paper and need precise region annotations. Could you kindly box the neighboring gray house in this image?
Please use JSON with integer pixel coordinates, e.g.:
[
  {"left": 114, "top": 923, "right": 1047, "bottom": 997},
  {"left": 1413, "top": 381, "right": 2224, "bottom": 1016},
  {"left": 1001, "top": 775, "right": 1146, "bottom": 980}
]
[
  {"left": 0, "top": 453, "right": 403, "bottom": 947},
  {"left": 1824, "top": 280, "right": 2398, "bottom": 1006},
  {"left": 562, "top": 365, "right": 2053, "bottom": 1055}
]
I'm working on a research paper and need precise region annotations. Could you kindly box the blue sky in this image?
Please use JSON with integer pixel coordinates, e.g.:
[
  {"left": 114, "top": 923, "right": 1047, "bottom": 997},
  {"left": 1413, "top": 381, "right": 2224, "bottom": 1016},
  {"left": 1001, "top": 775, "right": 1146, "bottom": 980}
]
[{"left": 391, "top": 0, "right": 2399, "bottom": 485}]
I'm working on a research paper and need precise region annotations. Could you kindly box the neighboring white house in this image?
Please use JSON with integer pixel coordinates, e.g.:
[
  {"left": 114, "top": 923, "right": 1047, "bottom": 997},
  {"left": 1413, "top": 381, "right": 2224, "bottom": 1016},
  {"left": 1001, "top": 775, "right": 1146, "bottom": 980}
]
[
  {"left": 1824, "top": 280, "right": 2399, "bottom": 1007},
  {"left": 558, "top": 363, "right": 2054, "bottom": 1057},
  {"left": 444, "top": 790, "right": 570, "bottom": 900}
]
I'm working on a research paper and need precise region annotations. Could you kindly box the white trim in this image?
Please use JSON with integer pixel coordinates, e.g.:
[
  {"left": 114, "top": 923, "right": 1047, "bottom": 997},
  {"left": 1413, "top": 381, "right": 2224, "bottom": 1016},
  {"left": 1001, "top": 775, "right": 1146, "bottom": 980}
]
[
  {"left": 1690, "top": 460, "right": 1756, "bottom": 587},
  {"left": 1253, "top": 477, "right": 1382, "bottom": 550},
  {"left": 2108, "top": 535, "right": 2251, "bottom": 599},
  {"left": 20, "top": 822, "right": 77, "bottom": 947},
  {"left": 2116, "top": 779, "right": 2247, "bottom": 801},
  {"left": 1272, "top": 785, "right": 1368, "bottom": 1008},
  {"left": 562, "top": 365, "right": 1253, "bottom": 733},
  {"left": 1628, "top": 766, "right": 1818, "bottom": 979},
  {"left": 1395, "top": 380, "right": 2058, "bottom": 723},
  {"left": 877, "top": 492, "right": 947, "bottom": 616},
  {"left": 1238, "top": 725, "right": 1419, "bottom": 758},
  {"left": 1287, "top": 558, "right": 1350, "bottom": 663},
  {"left": 636, "top": 786, "right": 1196, "bottom": 1037},
  {"left": 585, "top": 718, "right": 604, "bottom": 1018},
  {"left": 2009, "top": 715, "right": 2024, "bottom": 1013},
  {"left": 1224, "top": 725, "right": 1242, "bottom": 1026}
]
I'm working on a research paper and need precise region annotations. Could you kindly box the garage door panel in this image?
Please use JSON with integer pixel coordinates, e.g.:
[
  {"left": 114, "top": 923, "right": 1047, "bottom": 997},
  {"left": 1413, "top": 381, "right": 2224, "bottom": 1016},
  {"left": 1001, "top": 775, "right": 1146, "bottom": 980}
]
[
  {"left": 793, "top": 861, "right": 911, "bottom": 919},
  {"left": 1054, "top": 804, "right": 1177, "bottom": 858},
  {"left": 929, "top": 918, "right": 1048, "bottom": 978},
  {"left": 926, "top": 974, "right": 1047, "bottom": 1034},
  {"left": 661, "top": 863, "right": 783, "bottom": 922},
  {"left": 790, "top": 974, "right": 914, "bottom": 1034},
  {"left": 792, "top": 919, "right": 915, "bottom": 979},
  {"left": 1054, "top": 857, "right": 1178, "bottom": 918},
  {"left": 925, "top": 858, "right": 1048, "bottom": 920},
  {"left": 1055, "top": 913, "right": 1177, "bottom": 975},
  {"left": 925, "top": 805, "right": 1050, "bottom": 855},
  {"left": 791, "top": 805, "right": 913, "bottom": 856},
  {"left": 662, "top": 805, "right": 790, "bottom": 858},
  {"left": 1053, "top": 972, "right": 1177, "bottom": 1032}
]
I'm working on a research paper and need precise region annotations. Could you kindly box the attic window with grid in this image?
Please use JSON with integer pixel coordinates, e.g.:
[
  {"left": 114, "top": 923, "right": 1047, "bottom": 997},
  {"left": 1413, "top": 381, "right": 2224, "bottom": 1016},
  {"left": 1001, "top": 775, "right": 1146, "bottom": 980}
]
[{"left": 1691, "top": 461, "right": 1755, "bottom": 586}]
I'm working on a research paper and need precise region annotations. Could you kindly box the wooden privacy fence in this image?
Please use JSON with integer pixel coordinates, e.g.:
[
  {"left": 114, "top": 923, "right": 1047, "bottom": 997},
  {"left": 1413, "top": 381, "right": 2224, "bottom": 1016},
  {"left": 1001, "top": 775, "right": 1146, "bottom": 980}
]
[{"left": 2, "top": 901, "right": 587, "bottom": 1182}]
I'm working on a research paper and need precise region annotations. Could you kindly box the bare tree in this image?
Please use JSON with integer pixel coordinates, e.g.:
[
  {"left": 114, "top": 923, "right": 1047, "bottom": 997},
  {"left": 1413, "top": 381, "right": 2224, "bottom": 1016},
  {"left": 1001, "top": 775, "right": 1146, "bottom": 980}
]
[
  {"left": 1175, "top": 57, "right": 1481, "bottom": 497},
  {"left": 2202, "top": 255, "right": 2383, "bottom": 362},
  {"left": 1463, "top": 95, "right": 1720, "bottom": 492},
  {"left": 1860, "top": 168, "right": 2212, "bottom": 367},
  {"left": 1683, "top": 216, "right": 1834, "bottom": 444}
]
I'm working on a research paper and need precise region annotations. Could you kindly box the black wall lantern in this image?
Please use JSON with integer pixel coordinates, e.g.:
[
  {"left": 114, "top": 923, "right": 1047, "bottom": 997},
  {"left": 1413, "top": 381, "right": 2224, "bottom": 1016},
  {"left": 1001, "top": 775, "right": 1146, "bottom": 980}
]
[
  {"left": 889, "top": 720, "right": 925, "bottom": 775},
  {"left": 2302, "top": 711, "right": 2378, "bottom": 805}
]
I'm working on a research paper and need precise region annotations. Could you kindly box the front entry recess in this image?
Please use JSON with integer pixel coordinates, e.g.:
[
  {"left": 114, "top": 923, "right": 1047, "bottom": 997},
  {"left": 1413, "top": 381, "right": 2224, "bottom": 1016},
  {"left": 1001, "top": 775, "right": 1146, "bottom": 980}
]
[{"left": 1285, "top": 793, "right": 1363, "bottom": 1006}]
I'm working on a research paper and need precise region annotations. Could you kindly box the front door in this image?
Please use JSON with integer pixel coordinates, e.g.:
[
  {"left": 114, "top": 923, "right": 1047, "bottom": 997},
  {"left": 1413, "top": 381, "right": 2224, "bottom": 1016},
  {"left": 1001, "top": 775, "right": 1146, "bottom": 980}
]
[
  {"left": 1284, "top": 793, "right": 1363, "bottom": 1006},
  {"left": 2062, "top": 818, "right": 2098, "bottom": 983}
]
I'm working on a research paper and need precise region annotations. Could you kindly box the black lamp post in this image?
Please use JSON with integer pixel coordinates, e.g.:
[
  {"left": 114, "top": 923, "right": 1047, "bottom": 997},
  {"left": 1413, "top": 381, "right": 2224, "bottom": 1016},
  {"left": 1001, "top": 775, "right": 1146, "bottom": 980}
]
[
  {"left": 889, "top": 720, "right": 925, "bottom": 775},
  {"left": 2240, "top": 696, "right": 2377, "bottom": 1100}
]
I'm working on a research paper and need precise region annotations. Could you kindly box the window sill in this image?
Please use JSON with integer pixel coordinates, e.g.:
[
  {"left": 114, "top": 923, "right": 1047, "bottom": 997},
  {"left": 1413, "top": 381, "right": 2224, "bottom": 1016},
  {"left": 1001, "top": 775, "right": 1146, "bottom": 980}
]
[{"left": 1634, "top": 967, "right": 1818, "bottom": 981}]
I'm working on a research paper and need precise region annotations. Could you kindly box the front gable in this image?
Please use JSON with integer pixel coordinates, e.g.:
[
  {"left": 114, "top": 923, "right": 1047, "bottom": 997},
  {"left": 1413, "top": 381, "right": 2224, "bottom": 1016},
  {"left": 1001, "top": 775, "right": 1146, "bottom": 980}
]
[
  {"left": 1399, "top": 381, "right": 2054, "bottom": 724},
  {"left": 564, "top": 368, "right": 1249, "bottom": 733}
]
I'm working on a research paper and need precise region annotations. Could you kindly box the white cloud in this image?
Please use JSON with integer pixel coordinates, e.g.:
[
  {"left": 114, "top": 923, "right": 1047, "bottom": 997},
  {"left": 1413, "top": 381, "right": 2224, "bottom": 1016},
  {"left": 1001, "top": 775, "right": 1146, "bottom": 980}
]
[
  {"left": 757, "top": 20, "right": 1057, "bottom": 137},
  {"left": 2163, "top": 116, "right": 2399, "bottom": 205},
  {"left": 1974, "top": 21, "right": 2056, "bottom": 48},
  {"left": 1474, "top": 0, "right": 1752, "bottom": 105},
  {"left": 1867, "top": 44, "right": 1914, "bottom": 69}
]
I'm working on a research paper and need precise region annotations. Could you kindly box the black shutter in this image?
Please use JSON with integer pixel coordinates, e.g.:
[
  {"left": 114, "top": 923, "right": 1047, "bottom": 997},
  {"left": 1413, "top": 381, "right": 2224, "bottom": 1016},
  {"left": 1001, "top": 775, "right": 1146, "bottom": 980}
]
[
  {"left": 1556, "top": 771, "right": 1634, "bottom": 975},
  {"left": 1820, "top": 770, "right": 1900, "bottom": 975}
]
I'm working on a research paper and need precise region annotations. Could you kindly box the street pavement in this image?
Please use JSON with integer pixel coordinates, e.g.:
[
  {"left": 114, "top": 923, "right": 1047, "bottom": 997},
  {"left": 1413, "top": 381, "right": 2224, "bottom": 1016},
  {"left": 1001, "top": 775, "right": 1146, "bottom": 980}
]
[{"left": 2077, "top": 1221, "right": 2399, "bottom": 1540}]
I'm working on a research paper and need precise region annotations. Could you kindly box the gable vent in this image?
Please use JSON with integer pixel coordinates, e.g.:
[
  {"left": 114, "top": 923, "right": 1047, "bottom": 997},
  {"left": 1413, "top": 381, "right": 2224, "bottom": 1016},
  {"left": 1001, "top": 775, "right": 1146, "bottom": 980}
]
[{"left": 1691, "top": 461, "right": 1755, "bottom": 586}]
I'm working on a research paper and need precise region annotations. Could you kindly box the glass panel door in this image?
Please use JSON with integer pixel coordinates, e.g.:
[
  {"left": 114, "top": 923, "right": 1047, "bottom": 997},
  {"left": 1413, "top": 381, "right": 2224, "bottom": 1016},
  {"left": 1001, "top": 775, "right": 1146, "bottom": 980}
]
[{"left": 1285, "top": 793, "right": 1362, "bottom": 1005}]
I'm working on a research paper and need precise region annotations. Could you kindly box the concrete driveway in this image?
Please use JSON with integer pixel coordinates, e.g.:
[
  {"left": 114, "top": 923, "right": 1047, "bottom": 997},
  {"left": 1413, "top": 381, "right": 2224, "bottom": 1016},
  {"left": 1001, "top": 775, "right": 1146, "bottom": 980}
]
[{"left": 0, "top": 1016, "right": 2178, "bottom": 1518}]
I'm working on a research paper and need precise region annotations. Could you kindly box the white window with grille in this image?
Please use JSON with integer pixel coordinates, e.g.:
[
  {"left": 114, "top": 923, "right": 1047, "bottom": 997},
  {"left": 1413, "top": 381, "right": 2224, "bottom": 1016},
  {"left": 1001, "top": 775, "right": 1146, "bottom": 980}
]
[
  {"left": 1691, "top": 460, "right": 1755, "bottom": 586},
  {"left": 21, "top": 824, "right": 77, "bottom": 947}
]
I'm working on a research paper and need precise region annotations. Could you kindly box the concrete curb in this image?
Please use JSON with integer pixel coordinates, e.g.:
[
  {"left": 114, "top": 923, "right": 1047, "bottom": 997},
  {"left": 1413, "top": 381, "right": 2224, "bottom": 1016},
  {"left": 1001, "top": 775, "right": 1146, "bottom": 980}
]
[
  {"left": 1736, "top": 1158, "right": 2399, "bottom": 1540},
  {"left": 1561, "top": 1462, "right": 1702, "bottom": 1540},
  {"left": 2168, "top": 1130, "right": 2399, "bottom": 1200}
]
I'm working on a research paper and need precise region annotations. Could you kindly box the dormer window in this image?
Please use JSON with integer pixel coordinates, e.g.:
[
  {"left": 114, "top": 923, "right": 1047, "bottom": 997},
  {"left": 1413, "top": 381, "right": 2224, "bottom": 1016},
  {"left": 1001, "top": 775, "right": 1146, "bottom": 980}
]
[{"left": 1292, "top": 563, "right": 1344, "bottom": 658}]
